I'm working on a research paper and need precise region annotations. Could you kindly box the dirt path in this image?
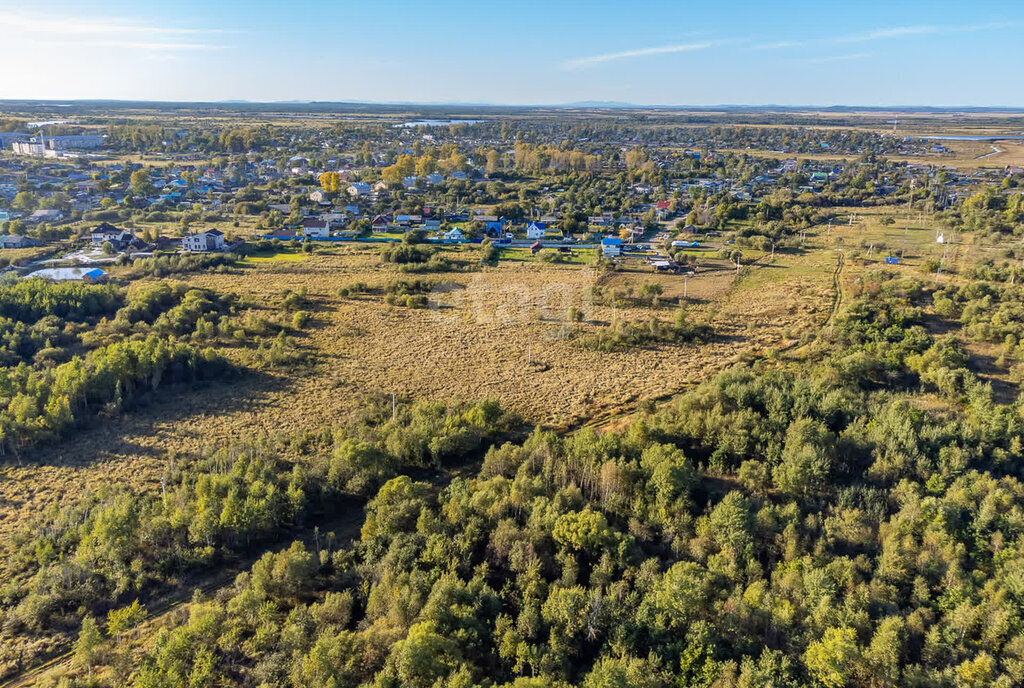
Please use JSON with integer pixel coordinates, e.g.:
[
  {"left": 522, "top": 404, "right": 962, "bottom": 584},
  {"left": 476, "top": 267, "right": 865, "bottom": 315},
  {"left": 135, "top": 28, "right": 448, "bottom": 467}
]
[
  {"left": 0, "top": 495, "right": 372, "bottom": 688},
  {"left": 0, "top": 451, "right": 495, "bottom": 688},
  {"left": 825, "top": 251, "right": 846, "bottom": 331}
]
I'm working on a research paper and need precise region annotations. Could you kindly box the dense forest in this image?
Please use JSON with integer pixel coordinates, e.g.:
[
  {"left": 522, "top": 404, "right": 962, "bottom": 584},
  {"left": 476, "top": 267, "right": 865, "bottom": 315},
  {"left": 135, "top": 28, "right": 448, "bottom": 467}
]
[{"left": 0, "top": 277, "right": 313, "bottom": 457}]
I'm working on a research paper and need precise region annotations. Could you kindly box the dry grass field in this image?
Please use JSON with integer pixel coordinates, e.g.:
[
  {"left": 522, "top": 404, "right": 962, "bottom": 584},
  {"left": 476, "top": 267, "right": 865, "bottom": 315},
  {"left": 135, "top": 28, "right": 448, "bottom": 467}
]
[{"left": 0, "top": 239, "right": 841, "bottom": 535}]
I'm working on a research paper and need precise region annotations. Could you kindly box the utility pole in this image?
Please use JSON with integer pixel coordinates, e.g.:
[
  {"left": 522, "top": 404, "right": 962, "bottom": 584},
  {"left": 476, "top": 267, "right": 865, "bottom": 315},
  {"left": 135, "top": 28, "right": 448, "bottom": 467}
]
[{"left": 935, "top": 244, "right": 948, "bottom": 285}]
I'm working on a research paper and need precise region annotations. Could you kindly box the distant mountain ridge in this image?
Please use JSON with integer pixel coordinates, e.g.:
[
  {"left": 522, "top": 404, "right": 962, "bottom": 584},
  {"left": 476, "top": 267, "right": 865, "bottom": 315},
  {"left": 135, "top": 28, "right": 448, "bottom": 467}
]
[{"left": 1, "top": 99, "right": 1023, "bottom": 114}]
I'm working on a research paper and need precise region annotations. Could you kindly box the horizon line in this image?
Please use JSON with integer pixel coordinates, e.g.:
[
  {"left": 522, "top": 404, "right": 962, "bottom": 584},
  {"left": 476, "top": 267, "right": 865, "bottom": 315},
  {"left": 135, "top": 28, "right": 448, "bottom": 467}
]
[{"left": 2, "top": 98, "right": 1024, "bottom": 112}]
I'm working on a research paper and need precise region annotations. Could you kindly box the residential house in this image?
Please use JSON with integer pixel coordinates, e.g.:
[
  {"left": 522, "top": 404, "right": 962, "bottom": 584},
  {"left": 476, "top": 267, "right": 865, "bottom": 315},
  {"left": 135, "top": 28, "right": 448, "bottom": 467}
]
[
  {"left": 444, "top": 227, "right": 464, "bottom": 241},
  {"left": 371, "top": 215, "right": 390, "bottom": 232},
  {"left": 309, "top": 189, "right": 331, "bottom": 204},
  {"left": 90, "top": 222, "right": 135, "bottom": 250},
  {"left": 182, "top": 229, "right": 226, "bottom": 252},
  {"left": 0, "top": 235, "right": 40, "bottom": 249},
  {"left": 601, "top": 237, "right": 622, "bottom": 257},
  {"left": 483, "top": 220, "right": 504, "bottom": 237},
  {"left": 423, "top": 219, "right": 441, "bottom": 231},
  {"left": 26, "top": 208, "right": 64, "bottom": 224},
  {"left": 347, "top": 183, "right": 371, "bottom": 197},
  {"left": 302, "top": 218, "right": 331, "bottom": 238},
  {"left": 394, "top": 214, "right": 422, "bottom": 227},
  {"left": 526, "top": 222, "right": 546, "bottom": 240}
]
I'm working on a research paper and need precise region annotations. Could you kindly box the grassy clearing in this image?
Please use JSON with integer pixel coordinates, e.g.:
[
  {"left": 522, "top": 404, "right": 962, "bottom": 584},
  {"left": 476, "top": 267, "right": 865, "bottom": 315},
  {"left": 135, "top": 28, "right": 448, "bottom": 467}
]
[
  {"left": 242, "top": 250, "right": 306, "bottom": 263},
  {"left": 0, "top": 244, "right": 836, "bottom": 538},
  {"left": 498, "top": 246, "right": 595, "bottom": 264},
  {"left": 0, "top": 247, "right": 49, "bottom": 263}
]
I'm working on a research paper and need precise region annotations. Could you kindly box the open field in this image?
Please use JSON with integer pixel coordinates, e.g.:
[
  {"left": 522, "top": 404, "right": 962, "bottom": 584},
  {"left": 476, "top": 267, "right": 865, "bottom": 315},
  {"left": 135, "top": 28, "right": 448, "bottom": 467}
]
[
  {"left": 718, "top": 139, "right": 1024, "bottom": 169},
  {"left": 0, "top": 239, "right": 839, "bottom": 537}
]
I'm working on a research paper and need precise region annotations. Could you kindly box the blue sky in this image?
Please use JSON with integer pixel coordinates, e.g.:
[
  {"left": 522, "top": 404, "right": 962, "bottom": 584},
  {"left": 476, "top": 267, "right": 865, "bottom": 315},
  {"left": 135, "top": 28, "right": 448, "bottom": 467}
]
[{"left": 2, "top": 0, "right": 1021, "bottom": 106}]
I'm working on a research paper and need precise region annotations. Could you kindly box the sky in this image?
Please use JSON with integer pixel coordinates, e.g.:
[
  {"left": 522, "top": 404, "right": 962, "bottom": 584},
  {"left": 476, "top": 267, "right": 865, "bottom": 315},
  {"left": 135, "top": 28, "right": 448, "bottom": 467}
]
[{"left": 1, "top": 0, "right": 1022, "bottom": 107}]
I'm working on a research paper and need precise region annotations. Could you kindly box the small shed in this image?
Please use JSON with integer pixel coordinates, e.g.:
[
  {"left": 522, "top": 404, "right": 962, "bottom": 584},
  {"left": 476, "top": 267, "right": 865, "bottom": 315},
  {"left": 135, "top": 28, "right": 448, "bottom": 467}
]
[{"left": 530, "top": 241, "right": 543, "bottom": 255}]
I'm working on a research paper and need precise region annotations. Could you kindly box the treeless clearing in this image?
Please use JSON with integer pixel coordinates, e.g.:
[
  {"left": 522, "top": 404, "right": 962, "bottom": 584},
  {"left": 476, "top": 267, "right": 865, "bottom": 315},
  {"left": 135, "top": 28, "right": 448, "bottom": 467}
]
[
  {"left": 716, "top": 140, "right": 1024, "bottom": 169},
  {"left": 0, "top": 245, "right": 836, "bottom": 534}
]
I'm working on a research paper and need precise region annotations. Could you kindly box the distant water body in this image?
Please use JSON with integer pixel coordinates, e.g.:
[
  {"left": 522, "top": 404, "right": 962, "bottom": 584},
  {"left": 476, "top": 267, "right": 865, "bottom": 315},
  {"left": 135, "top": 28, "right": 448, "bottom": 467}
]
[
  {"left": 24, "top": 267, "right": 97, "bottom": 281},
  {"left": 920, "top": 135, "right": 1024, "bottom": 141},
  {"left": 395, "top": 119, "right": 483, "bottom": 128}
]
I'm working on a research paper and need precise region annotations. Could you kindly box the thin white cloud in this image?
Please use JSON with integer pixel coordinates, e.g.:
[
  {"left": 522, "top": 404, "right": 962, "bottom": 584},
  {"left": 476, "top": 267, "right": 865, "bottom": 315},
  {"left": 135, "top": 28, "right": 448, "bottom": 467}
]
[
  {"left": 561, "top": 42, "right": 713, "bottom": 70},
  {"left": 834, "top": 22, "right": 1011, "bottom": 43},
  {"left": 0, "top": 11, "right": 229, "bottom": 52},
  {"left": 753, "top": 40, "right": 801, "bottom": 50},
  {"left": 39, "top": 40, "right": 224, "bottom": 52},
  {"left": 803, "top": 52, "right": 873, "bottom": 64},
  {"left": 755, "top": 21, "right": 1012, "bottom": 50}
]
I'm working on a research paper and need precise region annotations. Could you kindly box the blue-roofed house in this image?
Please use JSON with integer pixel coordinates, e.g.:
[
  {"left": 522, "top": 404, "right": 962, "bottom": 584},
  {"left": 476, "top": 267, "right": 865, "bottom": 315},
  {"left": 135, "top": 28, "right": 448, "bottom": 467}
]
[
  {"left": 601, "top": 236, "right": 622, "bottom": 257},
  {"left": 347, "top": 182, "right": 371, "bottom": 197},
  {"left": 484, "top": 220, "right": 504, "bottom": 237},
  {"left": 83, "top": 268, "right": 106, "bottom": 283}
]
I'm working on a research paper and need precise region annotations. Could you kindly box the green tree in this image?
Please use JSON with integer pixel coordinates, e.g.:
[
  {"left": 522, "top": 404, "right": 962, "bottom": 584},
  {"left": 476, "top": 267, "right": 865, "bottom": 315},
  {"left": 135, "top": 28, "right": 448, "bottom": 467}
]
[
  {"left": 552, "top": 508, "right": 614, "bottom": 551},
  {"left": 804, "top": 627, "right": 859, "bottom": 688},
  {"left": 130, "top": 169, "right": 155, "bottom": 196},
  {"left": 11, "top": 191, "right": 37, "bottom": 211},
  {"left": 74, "top": 616, "right": 104, "bottom": 677},
  {"left": 107, "top": 599, "right": 147, "bottom": 637},
  {"left": 773, "top": 417, "right": 835, "bottom": 497}
]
